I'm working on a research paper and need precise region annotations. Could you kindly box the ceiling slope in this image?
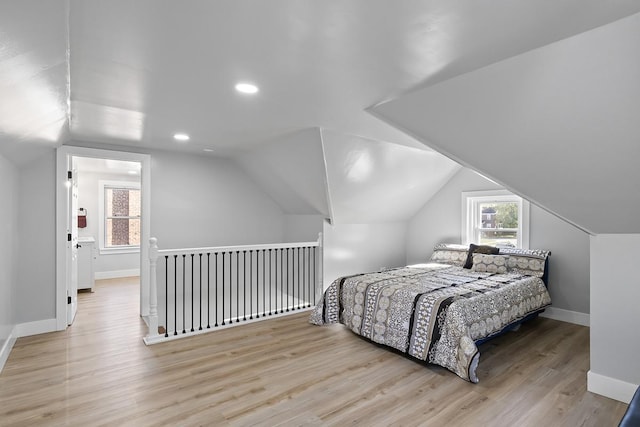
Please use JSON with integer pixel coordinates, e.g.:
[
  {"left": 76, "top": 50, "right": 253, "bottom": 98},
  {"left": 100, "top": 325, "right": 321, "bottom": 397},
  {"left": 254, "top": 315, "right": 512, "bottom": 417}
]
[
  {"left": 0, "top": 0, "right": 69, "bottom": 165},
  {"left": 64, "top": 0, "right": 640, "bottom": 157},
  {"left": 321, "top": 129, "right": 460, "bottom": 224},
  {"left": 236, "top": 127, "right": 461, "bottom": 225},
  {"left": 235, "top": 128, "right": 330, "bottom": 216},
  {"left": 372, "top": 13, "right": 640, "bottom": 234}
]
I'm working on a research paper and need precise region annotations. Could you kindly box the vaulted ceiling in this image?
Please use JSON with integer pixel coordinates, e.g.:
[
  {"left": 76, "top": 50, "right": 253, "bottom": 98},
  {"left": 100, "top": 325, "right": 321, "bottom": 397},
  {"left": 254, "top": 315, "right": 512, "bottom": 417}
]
[
  {"left": 372, "top": 12, "right": 640, "bottom": 233},
  {"left": 235, "top": 128, "right": 460, "bottom": 223},
  {"left": 2, "top": 1, "right": 639, "bottom": 229}
]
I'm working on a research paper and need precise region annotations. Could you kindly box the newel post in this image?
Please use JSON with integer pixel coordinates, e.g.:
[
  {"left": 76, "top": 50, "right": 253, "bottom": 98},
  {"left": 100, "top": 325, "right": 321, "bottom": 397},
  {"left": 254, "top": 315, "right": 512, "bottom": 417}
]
[
  {"left": 317, "top": 232, "right": 324, "bottom": 301},
  {"left": 145, "top": 237, "right": 160, "bottom": 344}
]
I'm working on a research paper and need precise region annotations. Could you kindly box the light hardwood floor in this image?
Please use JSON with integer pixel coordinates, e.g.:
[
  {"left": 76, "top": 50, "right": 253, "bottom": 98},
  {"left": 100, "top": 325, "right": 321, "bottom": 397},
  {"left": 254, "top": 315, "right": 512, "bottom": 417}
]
[{"left": 0, "top": 277, "right": 628, "bottom": 426}]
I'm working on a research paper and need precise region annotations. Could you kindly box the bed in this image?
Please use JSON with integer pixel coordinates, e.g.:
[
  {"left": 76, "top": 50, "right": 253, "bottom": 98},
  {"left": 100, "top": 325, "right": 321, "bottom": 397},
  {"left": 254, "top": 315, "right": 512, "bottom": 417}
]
[{"left": 309, "top": 243, "right": 551, "bottom": 382}]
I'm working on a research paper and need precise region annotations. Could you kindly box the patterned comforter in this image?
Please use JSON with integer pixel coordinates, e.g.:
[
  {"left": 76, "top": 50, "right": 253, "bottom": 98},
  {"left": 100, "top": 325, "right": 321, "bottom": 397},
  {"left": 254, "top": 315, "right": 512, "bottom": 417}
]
[{"left": 309, "top": 263, "right": 551, "bottom": 382}]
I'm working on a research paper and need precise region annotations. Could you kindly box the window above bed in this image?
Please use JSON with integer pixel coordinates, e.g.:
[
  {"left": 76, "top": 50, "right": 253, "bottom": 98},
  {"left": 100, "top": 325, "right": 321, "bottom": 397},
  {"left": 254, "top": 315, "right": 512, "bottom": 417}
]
[{"left": 462, "top": 190, "right": 530, "bottom": 249}]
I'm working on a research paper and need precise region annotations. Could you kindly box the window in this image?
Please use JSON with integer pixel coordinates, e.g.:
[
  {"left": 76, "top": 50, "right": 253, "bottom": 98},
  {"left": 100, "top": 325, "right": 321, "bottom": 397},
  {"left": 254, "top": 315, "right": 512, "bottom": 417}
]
[
  {"left": 99, "top": 181, "right": 141, "bottom": 253},
  {"left": 462, "top": 190, "right": 529, "bottom": 249}
]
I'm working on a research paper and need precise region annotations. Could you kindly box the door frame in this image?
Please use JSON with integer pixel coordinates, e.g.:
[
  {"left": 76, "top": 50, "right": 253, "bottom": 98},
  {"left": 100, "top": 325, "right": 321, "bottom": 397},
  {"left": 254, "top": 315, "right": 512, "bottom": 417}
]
[
  {"left": 67, "top": 155, "right": 79, "bottom": 325},
  {"left": 55, "top": 146, "right": 152, "bottom": 331}
]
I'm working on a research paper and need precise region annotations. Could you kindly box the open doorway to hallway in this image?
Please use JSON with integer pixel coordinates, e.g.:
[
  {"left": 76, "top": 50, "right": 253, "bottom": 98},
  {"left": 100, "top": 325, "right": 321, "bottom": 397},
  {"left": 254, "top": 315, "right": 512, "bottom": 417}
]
[
  {"left": 55, "top": 146, "right": 151, "bottom": 333},
  {"left": 73, "top": 157, "right": 142, "bottom": 326},
  {"left": 76, "top": 276, "right": 145, "bottom": 338}
]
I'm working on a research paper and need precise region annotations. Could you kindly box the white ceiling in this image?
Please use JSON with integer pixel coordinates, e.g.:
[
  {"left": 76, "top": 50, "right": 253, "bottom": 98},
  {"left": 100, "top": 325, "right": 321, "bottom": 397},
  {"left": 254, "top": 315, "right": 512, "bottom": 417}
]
[
  {"left": 2, "top": 1, "right": 640, "bottom": 232},
  {"left": 75, "top": 157, "right": 141, "bottom": 176},
  {"left": 236, "top": 127, "right": 460, "bottom": 223},
  {"left": 3, "top": 0, "right": 640, "bottom": 163},
  {"left": 0, "top": 0, "right": 69, "bottom": 164},
  {"left": 321, "top": 129, "right": 460, "bottom": 223}
]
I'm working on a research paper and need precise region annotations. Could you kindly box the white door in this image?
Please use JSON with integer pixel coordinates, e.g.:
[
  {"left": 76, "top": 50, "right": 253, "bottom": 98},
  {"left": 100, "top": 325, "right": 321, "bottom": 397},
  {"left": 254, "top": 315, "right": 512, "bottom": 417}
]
[{"left": 67, "top": 158, "right": 79, "bottom": 325}]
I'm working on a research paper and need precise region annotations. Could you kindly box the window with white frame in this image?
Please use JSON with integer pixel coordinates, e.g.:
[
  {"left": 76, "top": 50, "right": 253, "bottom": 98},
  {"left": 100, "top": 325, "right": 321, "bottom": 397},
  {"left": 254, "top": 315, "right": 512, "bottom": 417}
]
[
  {"left": 99, "top": 181, "right": 141, "bottom": 253},
  {"left": 462, "top": 190, "right": 529, "bottom": 249}
]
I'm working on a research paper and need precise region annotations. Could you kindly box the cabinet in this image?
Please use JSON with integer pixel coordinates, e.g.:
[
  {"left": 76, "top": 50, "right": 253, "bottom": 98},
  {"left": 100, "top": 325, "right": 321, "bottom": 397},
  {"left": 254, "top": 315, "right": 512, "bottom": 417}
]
[{"left": 78, "top": 237, "right": 96, "bottom": 291}]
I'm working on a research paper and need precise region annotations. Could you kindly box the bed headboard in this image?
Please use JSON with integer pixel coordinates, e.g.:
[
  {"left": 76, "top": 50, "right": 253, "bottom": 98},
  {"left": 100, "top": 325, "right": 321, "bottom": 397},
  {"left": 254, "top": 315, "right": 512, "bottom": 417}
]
[
  {"left": 498, "top": 247, "right": 551, "bottom": 287},
  {"left": 542, "top": 258, "right": 550, "bottom": 286}
]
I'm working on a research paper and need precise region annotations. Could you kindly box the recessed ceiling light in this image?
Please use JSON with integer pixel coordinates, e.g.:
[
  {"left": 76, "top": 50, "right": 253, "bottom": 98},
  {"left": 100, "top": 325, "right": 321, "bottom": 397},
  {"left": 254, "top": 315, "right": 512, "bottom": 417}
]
[
  {"left": 174, "top": 133, "right": 190, "bottom": 141},
  {"left": 235, "top": 83, "right": 259, "bottom": 94},
  {"left": 203, "top": 148, "right": 214, "bottom": 152}
]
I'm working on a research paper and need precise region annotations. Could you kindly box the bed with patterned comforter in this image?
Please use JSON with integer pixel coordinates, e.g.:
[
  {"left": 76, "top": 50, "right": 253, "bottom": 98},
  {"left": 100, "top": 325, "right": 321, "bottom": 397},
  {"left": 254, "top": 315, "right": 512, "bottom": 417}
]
[{"left": 309, "top": 262, "right": 551, "bottom": 383}]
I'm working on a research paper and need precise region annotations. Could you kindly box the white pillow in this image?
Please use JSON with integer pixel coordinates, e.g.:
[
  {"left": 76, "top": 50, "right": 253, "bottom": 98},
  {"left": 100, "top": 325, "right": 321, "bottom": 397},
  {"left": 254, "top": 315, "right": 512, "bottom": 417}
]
[{"left": 471, "top": 254, "right": 509, "bottom": 274}]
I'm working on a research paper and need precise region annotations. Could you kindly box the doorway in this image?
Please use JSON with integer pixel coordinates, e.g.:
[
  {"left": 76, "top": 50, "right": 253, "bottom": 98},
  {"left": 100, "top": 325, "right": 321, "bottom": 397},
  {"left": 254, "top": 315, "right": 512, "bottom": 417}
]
[
  {"left": 74, "top": 156, "right": 142, "bottom": 324},
  {"left": 56, "top": 146, "right": 151, "bottom": 331}
]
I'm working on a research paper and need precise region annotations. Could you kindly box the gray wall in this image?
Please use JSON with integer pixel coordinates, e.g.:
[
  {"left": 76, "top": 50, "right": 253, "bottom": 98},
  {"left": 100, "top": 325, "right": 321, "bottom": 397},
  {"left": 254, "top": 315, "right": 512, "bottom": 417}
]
[
  {"left": 16, "top": 151, "right": 57, "bottom": 323},
  {"left": 150, "top": 151, "right": 285, "bottom": 249},
  {"left": 323, "top": 222, "right": 407, "bottom": 288},
  {"left": 529, "top": 204, "right": 590, "bottom": 315},
  {"left": 407, "top": 168, "right": 590, "bottom": 314},
  {"left": 283, "top": 215, "right": 324, "bottom": 243},
  {"left": 11, "top": 146, "right": 291, "bottom": 325},
  {"left": 407, "top": 168, "right": 501, "bottom": 263},
  {"left": 0, "top": 153, "right": 18, "bottom": 348}
]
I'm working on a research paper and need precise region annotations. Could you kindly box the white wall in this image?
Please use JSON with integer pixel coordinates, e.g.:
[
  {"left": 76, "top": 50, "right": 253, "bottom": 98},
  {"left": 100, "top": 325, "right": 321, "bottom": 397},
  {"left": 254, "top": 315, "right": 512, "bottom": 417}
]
[
  {"left": 17, "top": 151, "right": 57, "bottom": 323},
  {"left": 77, "top": 170, "right": 140, "bottom": 276},
  {"left": 151, "top": 151, "right": 286, "bottom": 249},
  {"left": 589, "top": 234, "right": 640, "bottom": 403},
  {"left": 407, "top": 168, "right": 591, "bottom": 315},
  {"left": 0, "top": 153, "right": 18, "bottom": 366},
  {"left": 323, "top": 222, "right": 407, "bottom": 288}
]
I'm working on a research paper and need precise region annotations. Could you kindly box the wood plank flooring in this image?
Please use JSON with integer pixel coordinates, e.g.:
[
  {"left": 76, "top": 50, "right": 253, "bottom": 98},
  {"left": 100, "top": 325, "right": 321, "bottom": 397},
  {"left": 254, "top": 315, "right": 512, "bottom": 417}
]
[{"left": 0, "top": 277, "right": 628, "bottom": 426}]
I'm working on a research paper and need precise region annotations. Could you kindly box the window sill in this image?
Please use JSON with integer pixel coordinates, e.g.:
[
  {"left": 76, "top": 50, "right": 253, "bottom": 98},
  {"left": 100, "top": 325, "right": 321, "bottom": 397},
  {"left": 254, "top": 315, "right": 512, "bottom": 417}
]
[{"left": 99, "top": 247, "right": 141, "bottom": 255}]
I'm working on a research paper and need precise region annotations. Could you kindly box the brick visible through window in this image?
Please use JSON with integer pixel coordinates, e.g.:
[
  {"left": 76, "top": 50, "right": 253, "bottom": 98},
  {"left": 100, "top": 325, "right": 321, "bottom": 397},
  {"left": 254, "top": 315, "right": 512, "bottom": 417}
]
[{"left": 105, "top": 187, "right": 141, "bottom": 247}]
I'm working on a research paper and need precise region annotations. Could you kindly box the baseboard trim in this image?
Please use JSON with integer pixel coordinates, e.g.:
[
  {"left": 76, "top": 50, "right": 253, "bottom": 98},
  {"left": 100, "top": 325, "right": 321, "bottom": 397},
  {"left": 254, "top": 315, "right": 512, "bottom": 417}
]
[
  {"left": 0, "top": 326, "right": 17, "bottom": 374},
  {"left": 540, "top": 307, "right": 589, "bottom": 327},
  {"left": 95, "top": 269, "right": 140, "bottom": 280},
  {"left": 16, "top": 318, "right": 58, "bottom": 338},
  {"left": 588, "top": 370, "right": 638, "bottom": 403}
]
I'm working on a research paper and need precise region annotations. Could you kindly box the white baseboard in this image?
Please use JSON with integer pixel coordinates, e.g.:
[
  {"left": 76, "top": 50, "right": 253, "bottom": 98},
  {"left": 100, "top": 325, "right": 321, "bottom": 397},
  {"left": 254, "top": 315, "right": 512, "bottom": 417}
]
[
  {"left": 0, "top": 319, "right": 57, "bottom": 374},
  {"left": 0, "top": 326, "right": 17, "bottom": 374},
  {"left": 540, "top": 307, "right": 589, "bottom": 327},
  {"left": 95, "top": 269, "right": 140, "bottom": 280},
  {"left": 16, "top": 318, "right": 58, "bottom": 338},
  {"left": 588, "top": 370, "right": 638, "bottom": 403}
]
